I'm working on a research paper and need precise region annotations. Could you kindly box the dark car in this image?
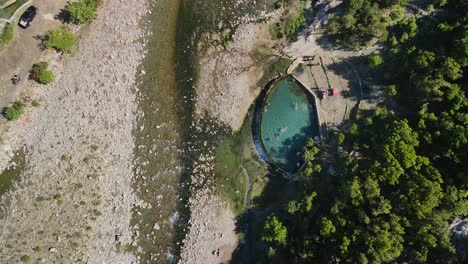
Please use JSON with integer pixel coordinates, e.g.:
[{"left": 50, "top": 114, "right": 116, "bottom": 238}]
[{"left": 18, "top": 6, "right": 38, "bottom": 28}]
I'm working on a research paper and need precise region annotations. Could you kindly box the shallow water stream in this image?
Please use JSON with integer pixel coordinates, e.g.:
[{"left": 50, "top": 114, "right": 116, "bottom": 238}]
[{"left": 133, "top": 0, "right": 276, "bottom": 262}]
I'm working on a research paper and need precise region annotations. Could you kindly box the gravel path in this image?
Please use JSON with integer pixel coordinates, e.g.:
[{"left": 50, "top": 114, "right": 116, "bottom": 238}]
[{"left": 0, "top": 0, "right": 147, "bottom": 262}]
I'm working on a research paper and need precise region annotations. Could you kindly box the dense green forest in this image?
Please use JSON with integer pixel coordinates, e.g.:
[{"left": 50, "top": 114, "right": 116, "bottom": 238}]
[{"left": 261, "top": 0, "right": 467, "bottom": 263}]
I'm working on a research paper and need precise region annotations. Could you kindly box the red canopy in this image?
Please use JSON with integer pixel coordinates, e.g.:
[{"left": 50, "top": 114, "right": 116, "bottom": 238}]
[{"left": 332, "top": 88, "right": 339, "bottom": 96}]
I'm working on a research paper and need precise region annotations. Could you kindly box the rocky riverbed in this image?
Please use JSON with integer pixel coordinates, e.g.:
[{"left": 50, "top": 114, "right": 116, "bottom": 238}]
[{"left": 0, "top": 0, "right": 147, "bottom": 262}]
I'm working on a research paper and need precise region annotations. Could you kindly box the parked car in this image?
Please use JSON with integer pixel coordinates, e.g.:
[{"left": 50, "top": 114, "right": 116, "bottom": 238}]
[{"left": 18, "top": 6, "right": 38, "bottom": 28}]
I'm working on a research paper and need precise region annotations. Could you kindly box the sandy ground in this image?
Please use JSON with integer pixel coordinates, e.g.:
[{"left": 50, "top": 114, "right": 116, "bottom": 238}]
[
  {"left": 292, "top": 55, "right": 357, "bottom": 127},
  {"left": 0, "top": 0, "right": 147, "bottom": 262},
  {"left": 195, "top": 22, "right": 273, "bottom": 131}
]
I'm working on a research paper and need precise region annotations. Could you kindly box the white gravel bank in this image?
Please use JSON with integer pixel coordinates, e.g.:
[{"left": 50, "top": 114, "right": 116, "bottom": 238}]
[{"left": 0, "top": 0, "right": 147, "bottom": 262}]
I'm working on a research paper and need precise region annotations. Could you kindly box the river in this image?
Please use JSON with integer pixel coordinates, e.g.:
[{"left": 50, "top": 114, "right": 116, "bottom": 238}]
[{"left": 133, "top": 0, "right": 274, "bottom": 262}]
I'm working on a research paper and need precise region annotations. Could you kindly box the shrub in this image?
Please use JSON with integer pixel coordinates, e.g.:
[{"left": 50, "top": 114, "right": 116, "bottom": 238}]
[
  {"left": 368, "top": 54, "right": 383, "bottom": 67},
  {"left": 3, "top": 101, "right": 25, "bottom": 121},
  {"left": 31, "top": 62, "right": 54, "bottom": 84},
  {"left": 31, "top": 100, "right": 40, "bottom": 107},
  {"left": 20, "top": 255, "right": 30, "bottom": 263},
  {"left": 387, "top": 84, "right": 398, "bottom": 96},
  {"left": 268, "top": 23, "right": 283, "bottom": 40},
  {"left": 337, "top": 132, "right": 345, "bottom": 145},
  {"left": 44, "top": 26, "right": 76, "bottom": 53},
  {"left": 67, "top": 0, "right": 98, "bottom": 24},
  {"left": 0, "top": 24, "right": 14, "bottom": 45},
  {"left": 389, "top": 6, "right": 404, "bottom": 21},
  {"left": 273, "top": 0, "right": 283, "bottom": 9},
  {"left": 286, "top": 4, "right": 306, "bottom": 41},
  {"left": 38, "top": 70, "right": 54, "bottom": 84}
]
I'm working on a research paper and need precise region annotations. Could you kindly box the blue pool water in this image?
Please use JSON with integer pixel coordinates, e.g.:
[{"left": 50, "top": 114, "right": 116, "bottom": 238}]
[{"left": 260, "top": 77, "right": 319, "bottom": 173}]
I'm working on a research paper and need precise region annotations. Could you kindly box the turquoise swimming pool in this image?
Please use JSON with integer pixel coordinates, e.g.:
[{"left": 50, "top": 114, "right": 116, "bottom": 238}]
[{"left": 259, "top": 77, "right": 319, "bottom": 173}]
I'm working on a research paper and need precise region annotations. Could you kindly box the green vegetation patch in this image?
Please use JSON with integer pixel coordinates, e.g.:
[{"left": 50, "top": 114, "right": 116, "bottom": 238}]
[
  {"left": 44, "top": 26, "right": 76, "bottom": 53},
  {"left": 0, "top": 148, "right": 25, "bottom": 194},
  {"left": 286, "top": 1, "right": 306, "bottom": 41},
  {"left": 214, "top": 139, "right": 247, "bottom": 214},
  {"left": 66, "top": 0, "right": 101, "bottom": 24},
  {"left": 31, "top": 62, "right": 54, "bottom": 84},
  {"left": 3, "top": 101, "right": 25, "bottom": 121},
  {"left": 257, "top": 57, "right": 291, "bottom": 87},
  {"left": 257, "top": 1, "right": 468, "bottom": 262},
  {"left": 325, "top": 0, "right": 405, "bottom": 49},
  {"left": 368, "top": 54, "right": 383, "bottom": 67},
  {"left": 268, "top": 22, "right": 283, "bottom": 40},
  {"left": 0, "top": 23, "right": 14, "bottom": 46},
  {"left": 214, "top": 111, "right": 269, "bottom": 215},
  {"left": 20, "top": 255, "right": 30, "bottom": 263},
  {"left": 0, "top": 0, "right": 26, "bottom": 19}
]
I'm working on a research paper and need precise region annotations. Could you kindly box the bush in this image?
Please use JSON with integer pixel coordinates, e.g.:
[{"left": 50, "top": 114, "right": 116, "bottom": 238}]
[
  {"left": 268, "top": 23, "right": 283, "bottom": 40},
  {"left": 337, "top": 132, "right": 345, "bottom": 145},
  {"left": 38, "top": 70, "right": 54, "bottom": 84},
  {"left": 3, "top": 101, "right": 25, "bottom": 121},
  {"left": 31, "top": 100, "right": 40, "bottom": 107},
  {"left": 273, "top": 0, "right": 283, "bottom": 9},
  {"left": 44, "top": 26, "right": 76, "bottom": 53},
  {"left": 20, "top": 255, "right": 30, "bottom": 263},
  {"left": 387, "top": 84, "right": 398, "bottom": 96},
  {"left": 286, "top": 4, "right": 306, "bottom": 41},
  {"left": 389, "top": 6, "right": 404, "bottom": 21},
  {"left": 0, "top": 24, "right": 13, "bottom": 45},
  {"left": 31, "top": 62, "right": 54, "bottom": 84},
  {"left": 368, "top": 54, "right": 383, "bottom": 67},
  {"left": 67, "top": 0, "right": 98, "bottom": 24}
]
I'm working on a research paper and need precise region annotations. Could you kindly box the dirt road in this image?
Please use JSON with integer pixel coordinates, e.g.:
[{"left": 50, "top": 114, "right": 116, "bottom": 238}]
[{"left": 0, "top": 0, "right": 67, "bottom": 117}]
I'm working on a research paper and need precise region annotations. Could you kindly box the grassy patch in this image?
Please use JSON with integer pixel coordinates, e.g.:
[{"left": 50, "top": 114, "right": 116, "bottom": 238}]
[
  {"left": 3, "top": 101, "right": 25, "bottom": 121},
  {"left": 66, "top": 0, "right": 100, "bottom": 24},
  {"left": 257, "top": 57, "right": 292, "bottom": 87},
  {"left": 214, "top": 138, "right": 247, "bottom": 214},
  {"left": 214, "top": 110, "right": 269, "bottom": 215},
  {"left": 0, "top": 0, "right": 26, "bottom": 19},
  {"left": 31, "top": 100, "right": 40, "bottom": 107},
  {"left": 31, "top": 62, "right": 54, "bottom": 84},
  {"left": 286, "top": 1, "right": 306, "bottom": 41},
  {"left": 0, "top": 23, "right": 13, "bottom": 46},
  {"left": 268, "top": 22, "right": 283, "bottom": 40},
  {"left": 0, "top": 148, "right": 25, "bottom": 194},
  {"left": 44, "top": 26, "right": 76, "bottom": 53},
  {"left": 20, "top": 255, "right": 30, "bottom": 263}
]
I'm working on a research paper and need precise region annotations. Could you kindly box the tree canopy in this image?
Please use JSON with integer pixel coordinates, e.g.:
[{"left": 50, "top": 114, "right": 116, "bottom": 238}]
[{"left": 259, "top": 1, "right": 467, "bottom": 262}]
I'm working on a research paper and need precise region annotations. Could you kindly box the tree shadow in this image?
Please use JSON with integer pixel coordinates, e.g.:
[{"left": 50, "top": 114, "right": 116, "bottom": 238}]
[
  {"left": 231, "top": 166, "right": 300, "bottom": 264},
  {"left": 55, "top": 8, "right": 70, "bottom": 24},
  {"left": 33, "top": 34, "right": 47, "bottom": 51},
  {"left": 326, "top": 56, "right": 364, "bottom": 100}
]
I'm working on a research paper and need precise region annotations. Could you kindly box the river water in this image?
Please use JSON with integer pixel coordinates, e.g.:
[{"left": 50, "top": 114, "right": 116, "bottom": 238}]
[
  {"left": 133, "top": 0, "right": 275, "bottom": 262},
  {"left": 132, "top": 0, "right": 185, "bottom": 262}
]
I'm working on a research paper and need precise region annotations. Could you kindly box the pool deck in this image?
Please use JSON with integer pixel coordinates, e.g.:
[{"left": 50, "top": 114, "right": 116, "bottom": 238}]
[{"left": 288, "top": 55, "right": 359, "bottom": 136}]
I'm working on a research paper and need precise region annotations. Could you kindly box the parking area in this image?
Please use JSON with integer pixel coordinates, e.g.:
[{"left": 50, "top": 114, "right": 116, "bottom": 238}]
[{"left": 0, "top": 0, "right": 68, "bottom": 115}]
